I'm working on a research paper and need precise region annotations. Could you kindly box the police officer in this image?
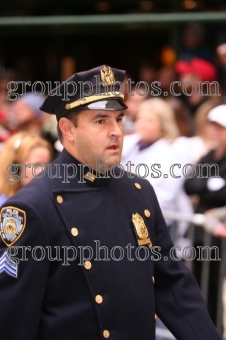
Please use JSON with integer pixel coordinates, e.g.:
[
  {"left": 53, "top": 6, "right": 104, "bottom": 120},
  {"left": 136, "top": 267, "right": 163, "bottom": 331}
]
[{"left": 0, "top": 65, "right": 221, "bottom": 340}]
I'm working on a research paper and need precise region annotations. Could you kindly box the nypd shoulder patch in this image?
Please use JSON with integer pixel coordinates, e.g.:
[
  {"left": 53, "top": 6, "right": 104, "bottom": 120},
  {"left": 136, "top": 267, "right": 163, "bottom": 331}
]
[
  {"left": 0, "top": 206, "right": 26, "bottom": 247},
  {"left": 0, "top": 251, "right": 18, "bottom": 278}
]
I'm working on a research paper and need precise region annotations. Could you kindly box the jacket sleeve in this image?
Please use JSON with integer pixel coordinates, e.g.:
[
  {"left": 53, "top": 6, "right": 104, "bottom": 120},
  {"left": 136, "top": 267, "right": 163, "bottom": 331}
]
[
  {"left": 148, "top": 184, "right": 221, "bottom": 340},
  {"left": 184, "top": 172, "right": 208, "bottom": 196},
  {"left": 0, "top": 198, "right": 50, "bottom": 340}
]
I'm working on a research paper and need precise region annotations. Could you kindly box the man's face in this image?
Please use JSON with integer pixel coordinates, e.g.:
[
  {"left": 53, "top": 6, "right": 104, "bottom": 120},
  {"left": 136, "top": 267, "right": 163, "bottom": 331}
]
[
  {"left": 135, "top": 108, "right": 162, "bottom": 143},
  {"left": 124, "top": 91, "right": 144, "bottom": 121},
  {"left": 70, "top": 110, "right": 124, "bottom": 172},
  {"left": 20, "top": 146, "right": 51, "bottom": 187},
  {"left": 179, "top": 73, "right": 200, "bottom": 93},
  {"left": 13, "top": 100, "right": 36, "bottom": 126}
]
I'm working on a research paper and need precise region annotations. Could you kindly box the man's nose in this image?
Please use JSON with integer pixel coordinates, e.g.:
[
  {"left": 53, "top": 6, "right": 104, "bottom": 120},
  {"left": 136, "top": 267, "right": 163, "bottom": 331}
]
[{"left": 109, "top": 120, "right": 123, "bottom": 137}]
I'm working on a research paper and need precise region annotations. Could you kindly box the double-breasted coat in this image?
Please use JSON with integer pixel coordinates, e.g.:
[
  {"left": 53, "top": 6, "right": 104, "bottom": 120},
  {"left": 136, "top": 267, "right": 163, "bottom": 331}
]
[{"left": 0, "top": 149, "right": 221, "bottom": 340}]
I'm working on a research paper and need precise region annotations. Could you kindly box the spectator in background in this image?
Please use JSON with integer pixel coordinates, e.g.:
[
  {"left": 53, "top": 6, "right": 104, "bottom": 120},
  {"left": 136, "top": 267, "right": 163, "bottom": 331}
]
[
  {"left": 184, "top": 104, "right": 226, "bottom": 322},
  {"left": 0, "top": 132, "right": 52, "bottom": 206},
  {"left": 12, "top": 92, "right": 46, "bottom": 135},
  {"left": 180, "top": 23, "right": 213, "bottom": 62},
  {"left": 193, "top": 99, "right": 221, "bottom": 157},
  {"left": 169, "top": 100, "right": 220, "bottom": 245},
  {"left": 138, "top": 62, "right": 156, "bottom": 86},
  {"left": 175, "top": 58, "right": 218, "bottom": 116},
  {"left": 121, "top": 97, "right": 195, "bottom": 340},
  {"left": 11, "top": 92, "right": 59, "bottom": 157},
  {"left": 157, "top": 65, "right": 176, "bottom": 96},
  {"left": 216, "top": 39, "right": 226, "bottom": 95},
  {"left": 166, "top": 96, "right": 193, "bottom": 137},
  {"left": 0, "top": 70, "right": 15, "bottom": 118},
  {"left": 122, "top": 97, "right": 179, "bottom": 174},
  {"left": 121, "top": 97, "right": 193, "bottom": 222},
  {"left": 156, "top": 65, "right": 193, "bottom": 136},
  {"left": 184, "top": 104, "right": 226, "bottom": 214},
  {"left": 173, "top": 98, "right": 220, "bottom": 169},
  {"left": 122, "top": 86, "right": 146, "bottom": 135},
  {"left": 0, "top": 70, "right": 17, "bottom": 143}
]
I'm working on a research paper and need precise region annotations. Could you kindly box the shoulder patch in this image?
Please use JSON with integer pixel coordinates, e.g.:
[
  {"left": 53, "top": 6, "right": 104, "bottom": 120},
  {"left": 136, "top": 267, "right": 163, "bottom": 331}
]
[{"left": 0, "top": 206, "right": 26, "bottom": 246}]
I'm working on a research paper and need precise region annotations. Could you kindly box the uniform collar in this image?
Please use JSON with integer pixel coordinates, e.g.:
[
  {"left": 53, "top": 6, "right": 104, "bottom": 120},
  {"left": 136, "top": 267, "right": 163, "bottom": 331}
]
[{"left": 58, "top": 148, "right": 112, "bottom": 187}]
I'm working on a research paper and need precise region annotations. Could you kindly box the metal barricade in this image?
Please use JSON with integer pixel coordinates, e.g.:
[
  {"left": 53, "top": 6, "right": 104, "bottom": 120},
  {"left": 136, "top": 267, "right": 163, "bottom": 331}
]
[{"left": 154, "top": 210, "right": 226, "bottom": 339}]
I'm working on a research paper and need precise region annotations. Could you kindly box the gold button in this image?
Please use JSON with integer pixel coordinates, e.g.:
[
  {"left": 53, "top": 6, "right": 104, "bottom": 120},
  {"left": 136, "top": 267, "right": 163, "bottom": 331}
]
[
  {"left": 154, "top": 314, "right": 158, "bottom": 321},
  {"left": 84, "top": 261, "right": 92, "bottom": 270},
  {"left": 135, "top": 183, "right": 141, "bottom": 190},
  {"left": 152, "top": 276, "right": 155, "bottom": 284},
  {"left": 103, "top": 330, "right": 110, "bottom": 338},
  {"left": 57, "top": 195, "right": 63, "bottom": 204},
  {"left": 144, "top": 209, "right": 151, "bottom": 218},
  {"left": 95, "top": 295, "right": 103, "bottom": 304},
  {"left": 71, "top": 227, "right": 78, "bottom": 236}
]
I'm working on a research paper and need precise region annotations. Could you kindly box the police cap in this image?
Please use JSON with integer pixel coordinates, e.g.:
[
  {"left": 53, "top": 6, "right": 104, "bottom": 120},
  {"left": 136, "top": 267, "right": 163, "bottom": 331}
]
[{"left": 40, "top": 65, "right": 127, "bottom": 121}]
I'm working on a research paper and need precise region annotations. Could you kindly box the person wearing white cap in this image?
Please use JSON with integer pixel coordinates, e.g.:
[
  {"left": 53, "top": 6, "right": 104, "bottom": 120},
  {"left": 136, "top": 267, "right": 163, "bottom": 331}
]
[
  {"left": 184, "top": 104, "right": 226, "bottom": 320},
  {"left": 185, "top": 104, "right": 226, "bottom": 212},
  {"left": 208, "top": 104, "right": 226, "bottom": 128}
]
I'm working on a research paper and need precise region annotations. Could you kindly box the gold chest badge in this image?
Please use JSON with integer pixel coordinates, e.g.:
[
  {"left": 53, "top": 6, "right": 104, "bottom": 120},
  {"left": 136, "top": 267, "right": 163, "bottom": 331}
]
[
  {"left": 100, "top": 66, "right": 115, "bottom": 86},
  {"left": 131, "top": 213, "right": 152, "bottom": 248}
]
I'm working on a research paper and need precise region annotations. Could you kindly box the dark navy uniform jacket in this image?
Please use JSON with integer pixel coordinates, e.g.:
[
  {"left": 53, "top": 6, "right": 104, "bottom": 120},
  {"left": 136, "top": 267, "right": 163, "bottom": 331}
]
[{"left": 0, "top": 149, "right": 221, "bottom": 340}]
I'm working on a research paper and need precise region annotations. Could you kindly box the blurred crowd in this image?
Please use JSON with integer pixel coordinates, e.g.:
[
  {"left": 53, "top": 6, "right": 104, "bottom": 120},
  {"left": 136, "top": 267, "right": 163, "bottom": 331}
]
[
  {"left": 121, "top": 24, "right": 226, "bottom": 340},
  {"left": 1, "top": 22, "right": 226, "bottom": 338}
]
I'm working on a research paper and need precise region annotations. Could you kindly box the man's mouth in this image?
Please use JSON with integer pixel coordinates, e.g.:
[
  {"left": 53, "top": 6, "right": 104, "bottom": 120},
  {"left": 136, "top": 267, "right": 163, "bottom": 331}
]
[{"left": 107, "top": 145, "right": 119, "bottom": 150}]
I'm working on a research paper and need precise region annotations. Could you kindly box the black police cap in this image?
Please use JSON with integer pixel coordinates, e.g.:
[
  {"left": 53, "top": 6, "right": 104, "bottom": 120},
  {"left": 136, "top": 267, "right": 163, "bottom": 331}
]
[{"left": 40, "top": 65, "right": 127, "bottom": 121}]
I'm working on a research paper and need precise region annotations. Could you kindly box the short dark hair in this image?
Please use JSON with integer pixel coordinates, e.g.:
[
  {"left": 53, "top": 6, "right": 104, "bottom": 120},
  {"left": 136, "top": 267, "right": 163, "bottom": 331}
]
[{"left": 57, "top": 109, "right": 82, "bottom": 142}]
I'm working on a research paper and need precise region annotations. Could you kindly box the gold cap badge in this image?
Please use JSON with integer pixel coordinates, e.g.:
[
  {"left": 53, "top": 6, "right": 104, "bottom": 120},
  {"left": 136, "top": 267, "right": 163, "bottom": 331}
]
[
  {"left": 131, "top": 213, "right": 152, "bottom": 247},
  {"left": 100, "top": 66, "right": 115, "bottom": 86}
]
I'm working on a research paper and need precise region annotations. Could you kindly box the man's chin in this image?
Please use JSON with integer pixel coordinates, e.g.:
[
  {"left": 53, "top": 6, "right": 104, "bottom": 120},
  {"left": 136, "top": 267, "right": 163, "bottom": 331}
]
[{"left": 104, "top": 157, "right": 122, "bottom": 169}]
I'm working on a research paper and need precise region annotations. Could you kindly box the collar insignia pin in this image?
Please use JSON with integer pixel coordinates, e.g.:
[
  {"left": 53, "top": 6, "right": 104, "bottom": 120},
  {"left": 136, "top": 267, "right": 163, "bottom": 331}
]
[{"left": 84, "top": 172, "right": 96, "bottom": 182}]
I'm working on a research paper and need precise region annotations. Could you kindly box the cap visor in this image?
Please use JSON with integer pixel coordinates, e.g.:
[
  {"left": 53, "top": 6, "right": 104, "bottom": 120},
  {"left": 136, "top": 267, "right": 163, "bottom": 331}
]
[{"left": 81, "top": 98, "right": 127, "bottom": 111}]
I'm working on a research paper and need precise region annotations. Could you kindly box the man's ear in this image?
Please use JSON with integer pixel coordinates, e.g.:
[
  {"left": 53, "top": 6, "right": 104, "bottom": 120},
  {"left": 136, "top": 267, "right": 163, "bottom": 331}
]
[{"left": 59, "top": 117, "right": 75, "bottom": 141}]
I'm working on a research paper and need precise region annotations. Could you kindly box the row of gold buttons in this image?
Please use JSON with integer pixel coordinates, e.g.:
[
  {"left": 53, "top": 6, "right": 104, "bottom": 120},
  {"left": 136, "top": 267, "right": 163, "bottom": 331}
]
[
  {"left": 60, "top": 188, "right": 150, "bottom": 337},
  {"left": 83, "top": 260, "right": 109, "bottom": 337},
  {"left": 134, "top": 184, "right": 151, "bottom": 218},
  {"left": 152, "top": 276, "right": 157, "bottom": 320}
]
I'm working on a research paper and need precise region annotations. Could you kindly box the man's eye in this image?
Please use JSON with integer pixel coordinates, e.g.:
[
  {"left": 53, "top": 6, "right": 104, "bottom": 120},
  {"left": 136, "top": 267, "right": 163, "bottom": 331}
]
[
  {"left": 117, "top": 117, "right": 123, "bottom": 122},
  {"left": 96, "top": 119, "right": 105, "bottom": 124}
]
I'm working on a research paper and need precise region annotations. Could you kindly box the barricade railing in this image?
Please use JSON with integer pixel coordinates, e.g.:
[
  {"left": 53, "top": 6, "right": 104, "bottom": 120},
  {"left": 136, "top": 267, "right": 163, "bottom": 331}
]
[{"left": 154, "top": 209, "right": 226, "bottom": 339}]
